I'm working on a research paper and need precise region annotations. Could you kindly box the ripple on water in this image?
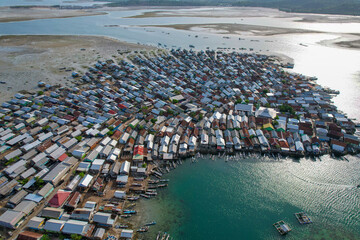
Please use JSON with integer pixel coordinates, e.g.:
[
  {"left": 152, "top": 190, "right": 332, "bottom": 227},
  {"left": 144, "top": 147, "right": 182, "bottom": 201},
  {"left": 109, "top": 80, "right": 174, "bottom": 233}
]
[{"left": 140, "top": 156, "right": 360, "bottom": 240}]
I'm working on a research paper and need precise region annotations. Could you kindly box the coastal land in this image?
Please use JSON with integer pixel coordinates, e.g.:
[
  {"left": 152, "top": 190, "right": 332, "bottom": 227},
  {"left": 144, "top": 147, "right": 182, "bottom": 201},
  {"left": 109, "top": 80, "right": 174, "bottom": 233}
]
[
  {"left": 0, "top": 6, "right": 106, "bottom": 23},
  {"left": 319, "top": 35, "right": 360, "bottom": 50},
  {"left": 126, "top": 7, "right": 360, "bottom": 23},
  {"left": 0, "top": 35, "right": 151, "bottom": 103},
  {"left": 143, "top": 23, "right": 320, "bottom": 36}
]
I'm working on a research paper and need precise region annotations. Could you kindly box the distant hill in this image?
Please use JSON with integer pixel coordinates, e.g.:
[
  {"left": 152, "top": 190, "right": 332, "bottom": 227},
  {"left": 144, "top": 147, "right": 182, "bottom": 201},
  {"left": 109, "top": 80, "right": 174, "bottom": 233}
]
[
  {"left": 234, "top": 0, "right": 360, "bottom": 16},
  {"left": 102, "top": 0, "right": 360, "bottom": 16}
]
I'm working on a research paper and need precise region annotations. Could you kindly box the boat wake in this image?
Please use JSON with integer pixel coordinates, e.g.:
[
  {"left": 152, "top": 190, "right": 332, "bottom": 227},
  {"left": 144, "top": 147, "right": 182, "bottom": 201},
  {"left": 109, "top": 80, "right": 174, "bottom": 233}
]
[{"left": 286, "top": 170, "right": 355, "bottom": 189}]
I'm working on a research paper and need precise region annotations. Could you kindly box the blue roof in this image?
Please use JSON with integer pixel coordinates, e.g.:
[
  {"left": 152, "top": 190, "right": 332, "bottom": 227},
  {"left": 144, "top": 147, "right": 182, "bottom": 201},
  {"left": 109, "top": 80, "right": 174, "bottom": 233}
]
[
  {"left": 24, "top": 194, "right": 43, "bottom": 203},
  {"left": 23, "top": 178, "right": 36, "bottom": 189}
]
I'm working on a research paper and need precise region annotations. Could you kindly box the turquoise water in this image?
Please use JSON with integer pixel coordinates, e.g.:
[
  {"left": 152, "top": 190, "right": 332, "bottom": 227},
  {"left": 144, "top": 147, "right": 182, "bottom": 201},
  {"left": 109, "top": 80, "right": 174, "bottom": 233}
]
[{"left": 139, "top": 156, "right": 360, "bottom": 239}]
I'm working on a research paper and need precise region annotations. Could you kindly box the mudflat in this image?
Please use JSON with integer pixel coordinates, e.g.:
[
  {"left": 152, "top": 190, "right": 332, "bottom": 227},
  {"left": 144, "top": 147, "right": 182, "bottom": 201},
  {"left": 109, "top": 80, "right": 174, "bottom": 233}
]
[{"left": 0, "top": 35, "right": 151, "bottom": 102}]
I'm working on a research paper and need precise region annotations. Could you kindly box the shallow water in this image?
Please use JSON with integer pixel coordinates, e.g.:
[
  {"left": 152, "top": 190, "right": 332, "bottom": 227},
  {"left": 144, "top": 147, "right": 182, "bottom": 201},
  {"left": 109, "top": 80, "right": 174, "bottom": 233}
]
[
  {"left": 0, "top": 0, "right": 108, "bottom": 7},
  {"left": 139, "top": 155, "right": 360, "bottom": 239}
]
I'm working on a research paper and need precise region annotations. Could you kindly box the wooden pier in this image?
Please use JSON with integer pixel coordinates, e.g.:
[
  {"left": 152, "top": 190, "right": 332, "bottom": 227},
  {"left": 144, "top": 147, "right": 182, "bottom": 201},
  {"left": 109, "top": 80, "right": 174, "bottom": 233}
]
[
  {"left": 295, "top": 212, "right": 312, "bottom": 224},
  {"left": 273, "top": 220, "right": 291, "bottom": 235}
]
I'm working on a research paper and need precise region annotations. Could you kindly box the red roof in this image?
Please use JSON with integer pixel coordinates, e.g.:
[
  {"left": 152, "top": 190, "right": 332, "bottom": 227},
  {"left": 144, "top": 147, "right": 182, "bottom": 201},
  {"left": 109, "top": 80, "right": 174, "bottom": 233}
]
[
  {"left": 58, "top": 153, "right": 68, "bottom": 162},
  {"left": 118, "top": 104, "right": 127, "bottom": 109},
  {"left": 108, "top": 110, "right": 116, "bottom": 114},
  {"left": 49, "top": 190, "right": 71, "bottom": 208},
  {"left": 18, "top": 231, "right": 43, "bottom": 240},
  {"left": 133, "top": 145, "right": 144, "bottom": 156}
]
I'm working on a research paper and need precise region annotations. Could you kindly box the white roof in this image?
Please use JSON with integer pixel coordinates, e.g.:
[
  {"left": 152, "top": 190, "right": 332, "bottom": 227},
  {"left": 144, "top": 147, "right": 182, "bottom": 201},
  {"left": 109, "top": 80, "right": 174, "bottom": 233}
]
[
  {"left": 27, "top": 216, "right": 45, "bottom": 229},
  {"left": 62, "top": 220, "right": 87, "bottom": 235},
  {"left": 79, "top": 174, "right": 93, "bottom": 188},
  {"left": 121, "top": 229, "right": 134, "bottom": 238},
  {"left": 93, "top": 212, "right": 111, "bottom": 224},
  {"left": 44, "top": 219, "right": 66, "bottom": 232},
  {"left": 84, "top": 201, "right": 97, "bottom": 209},
  {"left": 114, "top": 190, "right": 126, "bottom": 199}
]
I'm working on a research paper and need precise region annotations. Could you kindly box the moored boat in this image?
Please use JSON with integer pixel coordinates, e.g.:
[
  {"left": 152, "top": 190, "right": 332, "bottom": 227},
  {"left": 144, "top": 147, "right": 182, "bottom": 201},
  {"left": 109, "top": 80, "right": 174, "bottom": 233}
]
[
  {"left": 137, "top": 226, "right": 149, "bottom": 232},
  {"left": 145, "top": 221, "right": 157, "bottom": 226}
]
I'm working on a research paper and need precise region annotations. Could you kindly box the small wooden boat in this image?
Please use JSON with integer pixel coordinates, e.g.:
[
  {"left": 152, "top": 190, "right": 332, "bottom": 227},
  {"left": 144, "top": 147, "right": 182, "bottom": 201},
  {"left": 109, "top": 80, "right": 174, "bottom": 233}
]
[
  {"left": 137, "top": 226, "right": 149, "bottom": 232},
  {"left": 123, "top": 210, "right": 136, "bottom": 214},
  {"left": 273, "top": 220, "right": 291, "bottom": 235},
  {"left": 144, "top": 221, "right": 156, "bottom": 226},
  {"left": 140, "top": 194, "right": 150, "bottom": 199},
  {"left": 127, "top": 196, "right": 139, "bottom": 201}
]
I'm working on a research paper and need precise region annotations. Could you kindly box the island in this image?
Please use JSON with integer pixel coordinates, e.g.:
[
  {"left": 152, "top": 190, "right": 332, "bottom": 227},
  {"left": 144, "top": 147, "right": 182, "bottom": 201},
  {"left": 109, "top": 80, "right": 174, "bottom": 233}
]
[{"left": 0, "top": 47, "right": 358, "bottom": 240}]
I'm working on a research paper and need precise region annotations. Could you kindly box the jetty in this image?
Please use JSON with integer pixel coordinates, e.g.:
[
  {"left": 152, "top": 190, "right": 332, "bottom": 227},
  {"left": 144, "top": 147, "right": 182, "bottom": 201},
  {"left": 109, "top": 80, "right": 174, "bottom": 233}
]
[{"left": 273, "top": 220, "right": 291, "bottom": 235}]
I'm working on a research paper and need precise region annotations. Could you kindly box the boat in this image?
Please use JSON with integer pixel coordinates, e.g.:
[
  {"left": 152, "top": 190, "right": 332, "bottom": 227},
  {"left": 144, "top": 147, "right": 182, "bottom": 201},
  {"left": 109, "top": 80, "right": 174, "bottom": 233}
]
[
  {"left": 140, "top": 194, "right": 150, "bottom": 199},
  {"left": 127, "top": 196, "right": 139, "bottom": 201},
  {"left": 120, "top": 214, "right": 131, "bottom": 218},
  {"left": 295, "top": 212, "right": 312, "bottom": 224},
  {"left": 123, "top": 210, "right": 137, "bottom": 214},
  {"left": 116, "top": 224, "right": 128, "bottom": 229},
  {"left": 144, "top": 221, "right": 157, "bottom": 226},
  {"left": 189, "top": 45, "right": 195, "bottom": 48},
  {"left": 137, "top": 226, "right": 149, "bottom": 232},
  {"left": 273, "top": 220, "right": 291, "bottom": 235}
]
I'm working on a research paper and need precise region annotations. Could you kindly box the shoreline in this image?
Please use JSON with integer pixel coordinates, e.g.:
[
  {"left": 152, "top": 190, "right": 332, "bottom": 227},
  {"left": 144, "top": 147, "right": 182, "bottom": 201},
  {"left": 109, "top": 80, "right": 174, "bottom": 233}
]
[
  {"left": 318, "top": 35, "right": 360, "bottom": 50},
  {"left": 125, "top": 7, "right": 360, "bottom": 23},
  {"left": 0, "top": 6, "right": 107, "bottom": 23},
  {"left": 140, "top": 23, "right": 322, "bottom": 36}
]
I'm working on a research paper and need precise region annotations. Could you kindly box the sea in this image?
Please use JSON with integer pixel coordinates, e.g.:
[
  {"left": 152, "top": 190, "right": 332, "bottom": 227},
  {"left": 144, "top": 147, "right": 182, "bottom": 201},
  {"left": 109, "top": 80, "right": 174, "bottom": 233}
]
[
  {"left": 0, "top": 6, "right": 360, "bottom": 239},
  {"left": 137, "top": 155, "right": 360, "bottom": 240}
]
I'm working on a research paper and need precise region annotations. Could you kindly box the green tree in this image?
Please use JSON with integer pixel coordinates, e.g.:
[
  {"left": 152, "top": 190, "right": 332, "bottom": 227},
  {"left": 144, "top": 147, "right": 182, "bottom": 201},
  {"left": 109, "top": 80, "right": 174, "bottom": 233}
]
[
  {"left": 198, "top": 113, "right": 204, "bottom": 120},
  {"left": 172, "top": 99, "right": 179, "bottom": 104},
  {"left": 79, "top": 172, "right": 85, "bottom": 178},
  {"left": 41, "top": 234, "right": 51, "bottom": 240},
  {"left": 75, "top": 136, "right": 83, "bottom": 141},
  {"left": 279, "top": 104, "right": 295, "bottom": 115},
  {"left": 235, "top": 99, "right": 242, "bottom": 104},
  {"left": 167, "top": 109, "right": 174, "bottom": 115},
  {"left": 71, "top": 234, "right": 82, "bottom": 240},
  {"left": 34, "top": 177, "right": 45, "bottom": 188},
  {"left": 151, "top": 118, "right": 157, "bottom": 124}
]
